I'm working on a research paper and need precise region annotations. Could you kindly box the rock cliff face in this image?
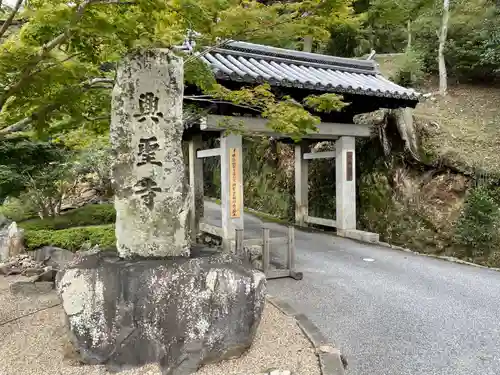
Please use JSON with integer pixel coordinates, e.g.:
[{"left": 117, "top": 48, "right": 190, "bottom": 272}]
[{"left": 56, "top": 250, "right": 266, "bottom": 375}]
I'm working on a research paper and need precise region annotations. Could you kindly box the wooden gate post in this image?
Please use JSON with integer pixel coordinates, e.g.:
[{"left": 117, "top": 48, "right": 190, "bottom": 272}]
[
  {"left": 295, "top": 142, "right": 309, "bottom": 226},
  {"left": 188, "top": 134, "right": 204, "bottom": 242},
  {"left": 220, "top": 133, "right": 244, "bottom": 250}
]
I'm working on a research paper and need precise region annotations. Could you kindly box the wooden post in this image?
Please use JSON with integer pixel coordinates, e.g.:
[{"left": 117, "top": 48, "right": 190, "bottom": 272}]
[
  {"left": 220, "top": 133, "right": 244, "bottom": 250},
  {"left": 303, "top": 35, "right": 313, "bottom": 53},
  {"left": 235, "top": 228, "right": 244, "bottom": 259},
  {"left": 335, "top": 136, "right": 356, "bottom": 233},
  {"left": 262, "top": 227, "right": 270, "bottom": 276},
  {"left": 188, "top": 134, "right": 204, "bottom": 242},
  {"left": 295, "top": 142, "right": 309, "bottom": 226},
  {"left": 287, "top": 226, "right": 295, "bottom": 271}
]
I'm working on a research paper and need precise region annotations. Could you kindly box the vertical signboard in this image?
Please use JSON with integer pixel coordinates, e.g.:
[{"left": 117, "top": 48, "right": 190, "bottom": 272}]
[
  {"left": 229, "top": 147, "right": 241, "bottom": 218},
  {"left": 346, "top": 151, "right": 353, "bottom": 182}
]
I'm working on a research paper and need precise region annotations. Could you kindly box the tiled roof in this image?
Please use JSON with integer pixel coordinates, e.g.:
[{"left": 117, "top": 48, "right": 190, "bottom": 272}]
[{"left": 198, "top": 41, "right": 419, "bottom": 101}]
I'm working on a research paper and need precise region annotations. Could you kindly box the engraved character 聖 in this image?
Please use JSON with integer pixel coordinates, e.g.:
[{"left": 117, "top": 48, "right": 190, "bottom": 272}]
[{"left": 137, "top": 136, "right": 162, "bottom": 167}]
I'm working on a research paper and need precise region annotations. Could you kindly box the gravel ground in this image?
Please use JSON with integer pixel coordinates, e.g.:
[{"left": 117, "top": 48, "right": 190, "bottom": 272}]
[{"left": 0, "top": 276, "right": 320, "bottom": 375}]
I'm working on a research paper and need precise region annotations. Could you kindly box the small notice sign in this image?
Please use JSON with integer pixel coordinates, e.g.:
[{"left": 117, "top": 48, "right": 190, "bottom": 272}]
[
  {"left": 346, "top": 151, "right": 353, "bottom": 182},
  {"left": 229, "top": 148, "right": 241, "bottom": 218}
]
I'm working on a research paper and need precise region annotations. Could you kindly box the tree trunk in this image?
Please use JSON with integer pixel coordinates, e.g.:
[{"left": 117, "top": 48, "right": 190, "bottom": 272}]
[
  {"left": 303, "top": 35, "right": 313, "bottom": 52},
  {"left": 407, "top": 19, "right": 412, "bottom": 50},
  {"left": 438, "top": 0, "right": 450, "bottom": 96}
]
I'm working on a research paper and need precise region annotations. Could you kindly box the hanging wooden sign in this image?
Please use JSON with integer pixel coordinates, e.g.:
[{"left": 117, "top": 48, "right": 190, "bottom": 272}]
[{"left": 229, "top": 147, "right": 241, "bottom": 218}]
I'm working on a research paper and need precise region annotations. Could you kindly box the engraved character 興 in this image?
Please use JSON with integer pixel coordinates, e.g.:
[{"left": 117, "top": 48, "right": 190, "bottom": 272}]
[{"left": 134, "top": 92, "right": 164, "bottom": 123}]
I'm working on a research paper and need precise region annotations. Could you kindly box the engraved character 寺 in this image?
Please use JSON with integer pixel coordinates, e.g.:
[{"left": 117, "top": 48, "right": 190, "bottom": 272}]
[{"left": 134, "top": 177, "right": 162, "bottom": 209}]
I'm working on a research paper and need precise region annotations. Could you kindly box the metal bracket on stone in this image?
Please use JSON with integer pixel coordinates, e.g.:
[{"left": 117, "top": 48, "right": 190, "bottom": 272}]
[{"left": 266, "top": 295, "right": 347, "bottom": 375}]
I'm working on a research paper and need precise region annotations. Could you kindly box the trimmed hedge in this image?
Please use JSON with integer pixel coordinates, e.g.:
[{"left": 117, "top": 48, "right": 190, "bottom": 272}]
[
  {"left": 20, "top": 204, "right": 115, "bottom": 231},
  {"left": 24, "top": 224, "right": 116, "bottom": 252}
]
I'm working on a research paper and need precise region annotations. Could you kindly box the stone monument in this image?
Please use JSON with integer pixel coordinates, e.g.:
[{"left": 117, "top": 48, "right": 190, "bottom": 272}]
[
  {"left": 56, "top": 50, "right": 266, "bottom": 375},
  {"left": 110, "top": 50, "right": 190, "bottom": 258}
]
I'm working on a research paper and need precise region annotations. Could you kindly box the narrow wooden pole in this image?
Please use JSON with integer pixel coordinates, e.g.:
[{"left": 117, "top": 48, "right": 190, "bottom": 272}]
[
  {"left": 220, "top": 133, "right": 244, "bottom": 250},
  {"left": 295, "top": 142, "right": 309, "bottom": 226},
  {"left": 262, "top": 227, "right": 270, "bottom": 276},
  {"left": 287, "top": 226, "right": 295, "bottom": 271},
  {"left": 235, "top": 228, "right": 244, "bottom": 259},
  {"left": 188, "top": 134, "right": 203, "bottom": 242}
]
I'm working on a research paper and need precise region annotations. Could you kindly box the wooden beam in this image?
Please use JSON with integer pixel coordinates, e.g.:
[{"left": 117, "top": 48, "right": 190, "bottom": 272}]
[
  {"left": 305, "top": 215, "right": 337, "bottom": 228},
  {"left": 303, "top": 151, "right": 336, "bottom": 160},
  {"left": 202, "top": 115, "right": 371, "bottom": 138},
  {"left": 266, "top": 269, "right": 292, "bottom": 279},
  {"left": 295, "top": 142, "right": 309, "bottom": 226},
  {"left": 242, "top": 238, "right": 263, "bottom": 247},
  {"left": 197, "top": 148, "right": 221, "bottom": 158}
]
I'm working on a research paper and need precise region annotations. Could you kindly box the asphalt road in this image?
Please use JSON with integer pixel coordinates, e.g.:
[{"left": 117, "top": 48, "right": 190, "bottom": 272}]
[{"left": 204, "top": 201, "right": 500, "bottom": 375}]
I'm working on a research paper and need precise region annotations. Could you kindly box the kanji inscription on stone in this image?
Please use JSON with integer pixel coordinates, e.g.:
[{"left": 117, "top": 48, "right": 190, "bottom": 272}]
[
  {"left": 133, "top": 92, "right": 164, "bottom": 124},
  {"left": 134, "top": 177, "right": 162, "bottom": 209},
  {"left": 137, "top": 136, "right": 162, "bottom": 166},
  {"left": 111, "top": 50, "right": 189, "bottom": 258}
]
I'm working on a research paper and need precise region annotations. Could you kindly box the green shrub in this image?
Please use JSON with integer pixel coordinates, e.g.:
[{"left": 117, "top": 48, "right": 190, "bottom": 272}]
[
  {"left": 455, "top": 186, "right": 500, "bottom": 259},
  {"left": 488, "top": 251, "right": 500, "bottom": 268},
  {"left": 391, "top": 49, "right": 424, "bottom": 87},
  {"left": 0, "top": 195, "right": 38, "bottom": 222},
  {"left": 20, "top": 204, "right": 115, "bottom": 231},
  {"left": 24, "top": 224, "right": 116, "bottom": 252}
]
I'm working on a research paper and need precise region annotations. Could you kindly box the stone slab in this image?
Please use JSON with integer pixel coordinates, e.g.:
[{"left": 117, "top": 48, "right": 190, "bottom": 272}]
[
  {"left": 110, "top": 49, "right": 190, "bottom": 258},
  {"left": 56, "top": 251, "right": 266, "bottom": 375},
  {"left": 337, "top": 229, "right": 380, "bottom": 243}
]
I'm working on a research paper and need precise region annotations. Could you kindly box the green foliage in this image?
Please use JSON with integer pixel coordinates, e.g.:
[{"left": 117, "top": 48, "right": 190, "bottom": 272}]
[
  {"left": 410, "top": 0, "right": 500, "bottom": 81},
  {"left": 203, "top": 137, "right": 294, "bottom": 220},
  {"left": 241, "top": 138, "right": 293, "bottom": 219},
  {"left": 326, "top": 20, "right": 367, "bottom": 57},
  {"left": 455, "top": 185, "right": 500, "bottom": 259},
  {"left": 71, "top": 140, "right": 114, "bottom": 197},
  {"left": 24, "top": 224, "right": 116, "bottom": 252},
  {"left": 210, "top": 84, "right": 346, "bottom": 140},
  {"left": 19, "top": 204, "right": 115, "bottom": 231},
  {"left": 0, "top": 195, "right": 38, "bottom": 222},
  {"left": 304, "top": 94, "right": 348, "bottom": 113},
  {"left": 0, "top": 0, "right": 355, "bottom": 138},
  {"left": 21, "top": 152, "right": 78, "bottom": 218},
  {"left": 0, "top": 136, "right": 70, "bottom": 200},
  {"left": 392, "top": 49, "right": 425, "bottom": 86},
  {"left": 487, "top": 251, "right": 500, "bottom": 268}
]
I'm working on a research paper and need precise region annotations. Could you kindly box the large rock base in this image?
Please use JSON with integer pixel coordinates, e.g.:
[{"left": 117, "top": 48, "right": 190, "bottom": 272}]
[{"left": 56, "top": 249, "right": 266, "bottom": 375}]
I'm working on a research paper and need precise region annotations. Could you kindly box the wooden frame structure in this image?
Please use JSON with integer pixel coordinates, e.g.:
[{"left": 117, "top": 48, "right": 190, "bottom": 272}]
[
  {"left": 235, "top": 227, "right": 303, "bottom": 280},
  {"left": 189, "top": 117, "right": 373, "bottom": 251},
  {"left": 295, "top": 136, "right": 356, "bottom": 232},
  {"left": 184, "top": 40, "right": 419, "bottom": 275}
]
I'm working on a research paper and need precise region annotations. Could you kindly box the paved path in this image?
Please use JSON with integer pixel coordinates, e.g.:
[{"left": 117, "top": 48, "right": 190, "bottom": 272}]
[{"left": 204, "top": 201, "right": 500, "bottom": 375}]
